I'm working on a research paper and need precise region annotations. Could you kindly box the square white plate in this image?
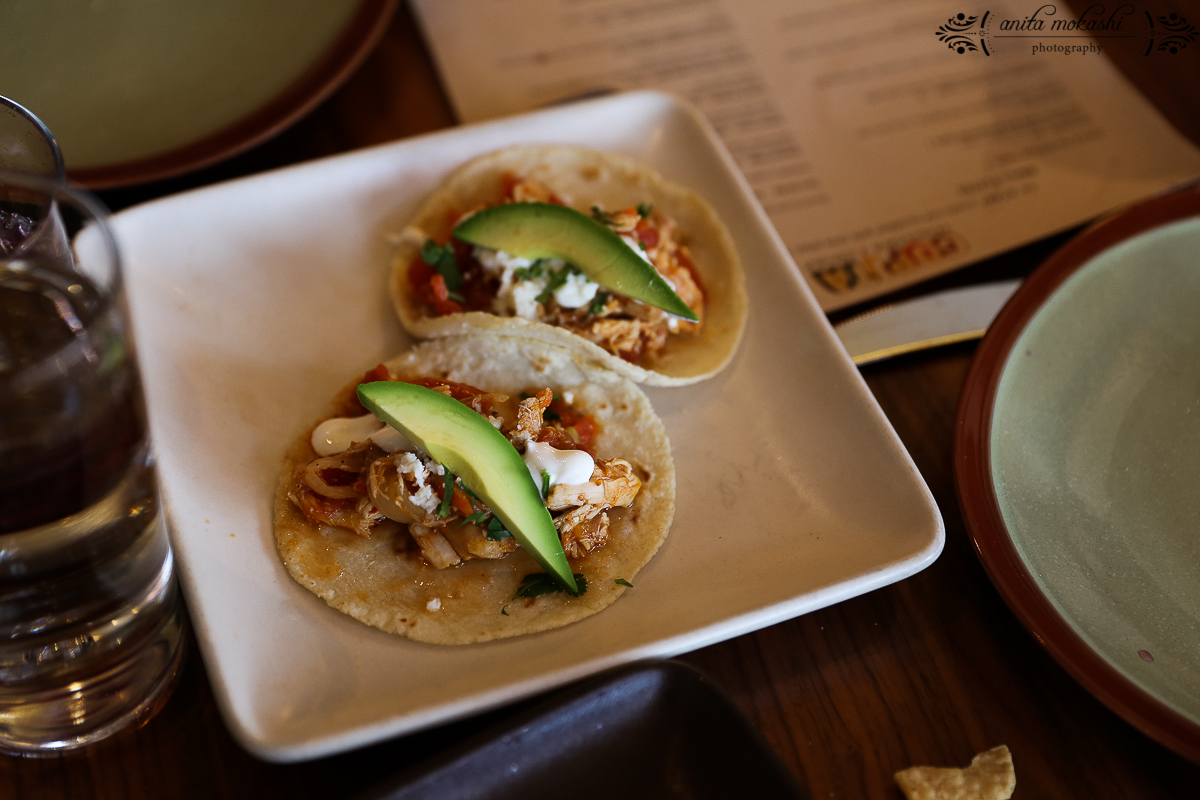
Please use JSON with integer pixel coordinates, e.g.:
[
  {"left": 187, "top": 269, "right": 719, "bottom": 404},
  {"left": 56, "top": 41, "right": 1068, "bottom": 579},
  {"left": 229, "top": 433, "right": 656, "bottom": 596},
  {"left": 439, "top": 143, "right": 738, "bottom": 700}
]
[{"left": 113, "top": 91, "right": 942, "bottom": 762}]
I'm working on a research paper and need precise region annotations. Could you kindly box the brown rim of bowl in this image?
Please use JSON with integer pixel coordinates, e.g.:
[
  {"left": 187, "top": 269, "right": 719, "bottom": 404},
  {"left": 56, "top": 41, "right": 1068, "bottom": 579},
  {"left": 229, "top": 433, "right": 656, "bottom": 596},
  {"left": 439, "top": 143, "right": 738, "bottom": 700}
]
[
  {"left": 954, "top": 184, "right": 1200, "bottom": 764},
  {"left": 66, "top": 0, "right": 399, "bottom": 190}
]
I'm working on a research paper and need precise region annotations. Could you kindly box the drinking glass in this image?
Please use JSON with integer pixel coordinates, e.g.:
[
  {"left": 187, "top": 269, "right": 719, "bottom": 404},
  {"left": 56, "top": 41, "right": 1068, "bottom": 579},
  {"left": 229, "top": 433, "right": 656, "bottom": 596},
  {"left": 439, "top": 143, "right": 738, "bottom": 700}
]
[{"left": 0, "top": 169, "right": 185, "bottom": 754}]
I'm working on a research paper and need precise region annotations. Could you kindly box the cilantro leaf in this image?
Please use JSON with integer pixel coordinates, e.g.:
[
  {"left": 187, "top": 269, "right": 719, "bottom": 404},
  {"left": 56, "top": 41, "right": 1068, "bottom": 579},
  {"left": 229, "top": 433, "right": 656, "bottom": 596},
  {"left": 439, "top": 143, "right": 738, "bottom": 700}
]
[
  {"left": 459, "top": 505, "right": 512, "bottom": 540},
  {"left": 614, "top": 578, "right": 633, "bottom": 588},
  {"left": 540, "top": 470, "right": 551, "bottom": 500},
  {"left": 437, "top": 469, "right": 456, "bottom": 518},
  {"left": 513, "top": 258, "right": 546, "bottom": 281},
  {"left": 590, "top": 205, "right": 617, "bottom": 224},
  {"left": 636, "top": 203, "right": 653, "bottom": 219},
  {"left": 459, "top": 511, "right": 490, "bottom": 527},
  {"left": 535, "top": 264, "right": 576, "bottom": 304},
  {"left": 587, "top": 291, "right": 609, "bottom": 316},
  {"left": 485, "top": 516, "right": 512, "bottom": 541},
  {"left": 514, "top": 572, "right": 588, "bottom": 599},
  {"left": 421, "top": 240, "right": 462, "bottom": 290},
  {"left": 420, "top": 239, "right": 443, "bottom": 265}
]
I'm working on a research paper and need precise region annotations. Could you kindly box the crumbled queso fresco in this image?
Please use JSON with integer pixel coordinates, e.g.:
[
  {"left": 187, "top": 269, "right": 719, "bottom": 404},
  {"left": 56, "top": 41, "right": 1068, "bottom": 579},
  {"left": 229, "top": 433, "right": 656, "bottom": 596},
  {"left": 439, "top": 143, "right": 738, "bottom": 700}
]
[
  {"left": 474, "top": 246, "right": 600, "bottom": 318},
  {"left": 395, "top": 453, "right": 444, "bottom": 515}
]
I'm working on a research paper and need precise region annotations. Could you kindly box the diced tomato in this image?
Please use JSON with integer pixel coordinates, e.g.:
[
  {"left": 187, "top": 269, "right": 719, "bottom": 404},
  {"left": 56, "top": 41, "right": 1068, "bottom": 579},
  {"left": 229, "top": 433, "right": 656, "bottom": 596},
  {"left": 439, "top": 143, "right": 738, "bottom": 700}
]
[
  {"left": 548, "top": 397, "right": 598, "bottom": 454},
  {"left": 430, "top": 274, "right": 464, "bottom": 315},
  {"left": 548, "top": 407, "right": 573, "bottom": 427},
  {"left": 342, "top": 363, "right": 394, "bottom": 415},
  {"left": 548, "top": 398, "right": 585, "bottom": 428},
  {"left": 536, "top": 398, "right": 598, "bottom": 454},
  {"left": 570, "top": 416, "right": 597, "bottom": 452},
  {"left": 408, "top": 257, "right": 438, "bottom": 307},
  {"left": 635, "top": 219, "right": 659, "bottom": 250},
  {"left": 408, "top": 256, "right": 435, "bottom": 285},
  {"left": 412, "top": 243, "right": 495, "bottom": 316},
  {"left": 430, "top": 273, "right": 450, "bottom": 301}
]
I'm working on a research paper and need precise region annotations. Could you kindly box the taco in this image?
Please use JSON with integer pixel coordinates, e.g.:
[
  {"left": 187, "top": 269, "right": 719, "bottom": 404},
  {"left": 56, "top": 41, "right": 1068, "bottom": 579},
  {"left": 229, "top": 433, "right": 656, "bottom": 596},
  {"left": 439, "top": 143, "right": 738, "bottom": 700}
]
[
  {"left": 273, "top": 335, "right": 675, "bottom": 644},
  {"left": 390, "top": 145, "right": 748, "bottom": 387}
]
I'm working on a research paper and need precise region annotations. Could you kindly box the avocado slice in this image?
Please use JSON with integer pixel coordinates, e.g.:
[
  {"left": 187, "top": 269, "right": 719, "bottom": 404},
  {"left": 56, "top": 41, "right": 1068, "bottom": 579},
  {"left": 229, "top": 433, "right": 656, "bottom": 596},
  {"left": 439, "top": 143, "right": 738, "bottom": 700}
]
[
  {"left": 357, "top": 381, "right": 578, "bottom": 594},
  {"left": 453, "top": 202, "right": 699, "bottom": 322}
]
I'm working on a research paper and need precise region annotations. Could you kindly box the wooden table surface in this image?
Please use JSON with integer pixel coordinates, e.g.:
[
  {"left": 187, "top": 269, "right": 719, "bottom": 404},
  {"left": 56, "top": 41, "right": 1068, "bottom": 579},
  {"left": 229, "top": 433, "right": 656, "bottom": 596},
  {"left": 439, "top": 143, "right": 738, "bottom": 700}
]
[{"left": 5, "top": 4, "right": 1200, "bottom": 797}]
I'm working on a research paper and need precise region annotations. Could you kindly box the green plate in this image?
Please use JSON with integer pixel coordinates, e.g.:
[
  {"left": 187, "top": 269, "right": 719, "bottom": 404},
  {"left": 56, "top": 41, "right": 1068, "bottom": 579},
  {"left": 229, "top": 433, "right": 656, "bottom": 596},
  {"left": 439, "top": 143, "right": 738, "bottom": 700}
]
[
  {"left": 958, "top": 187, "right": 1200, "bottom": 762},
  {"left": 0, "top": 0, "right": 395, "bottom": 188}
]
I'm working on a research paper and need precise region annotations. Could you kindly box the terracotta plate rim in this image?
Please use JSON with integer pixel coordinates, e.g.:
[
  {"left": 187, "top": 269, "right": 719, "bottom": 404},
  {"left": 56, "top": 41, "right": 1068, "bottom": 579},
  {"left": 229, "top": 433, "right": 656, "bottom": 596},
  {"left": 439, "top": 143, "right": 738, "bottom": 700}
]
[
  {"left": 954, "top": 184, "right": 1200, "bottom": 764},
  {"left": 65, "top": 0, "right": 399, "bottom": 190}
]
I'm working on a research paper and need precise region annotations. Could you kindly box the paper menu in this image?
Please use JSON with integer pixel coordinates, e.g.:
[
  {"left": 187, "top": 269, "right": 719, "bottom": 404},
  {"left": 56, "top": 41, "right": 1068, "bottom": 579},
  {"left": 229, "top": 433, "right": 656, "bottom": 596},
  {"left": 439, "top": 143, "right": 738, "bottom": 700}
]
[{"left": 411, "top": 0, "right": 1200, "bottom": 310}]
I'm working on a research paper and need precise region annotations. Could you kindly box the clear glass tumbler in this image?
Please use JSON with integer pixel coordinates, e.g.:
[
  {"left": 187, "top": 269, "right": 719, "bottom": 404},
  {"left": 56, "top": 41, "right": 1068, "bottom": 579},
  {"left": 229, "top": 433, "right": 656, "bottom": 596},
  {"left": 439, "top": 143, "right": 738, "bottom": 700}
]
[{"left": 0, "top": 169, "right": 185, "bottom": 753}]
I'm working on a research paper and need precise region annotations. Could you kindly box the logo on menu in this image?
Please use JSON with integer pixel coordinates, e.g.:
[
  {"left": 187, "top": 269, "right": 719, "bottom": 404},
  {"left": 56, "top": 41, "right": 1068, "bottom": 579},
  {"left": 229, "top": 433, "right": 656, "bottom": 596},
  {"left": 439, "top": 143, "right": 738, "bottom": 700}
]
[
  {"left": 809, "top": 230, "right": 968, "bottom": 295},
  {"left": 936, "top": 4, "right": 1197, "bottom": 55}
]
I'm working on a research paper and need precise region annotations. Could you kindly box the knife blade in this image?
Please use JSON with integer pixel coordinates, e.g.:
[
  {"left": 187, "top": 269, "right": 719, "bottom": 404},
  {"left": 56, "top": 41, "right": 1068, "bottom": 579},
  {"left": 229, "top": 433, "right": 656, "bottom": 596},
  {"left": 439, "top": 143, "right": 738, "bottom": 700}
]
[{"left": 834, "top": 279, "right": 1021, "bottom": 365}]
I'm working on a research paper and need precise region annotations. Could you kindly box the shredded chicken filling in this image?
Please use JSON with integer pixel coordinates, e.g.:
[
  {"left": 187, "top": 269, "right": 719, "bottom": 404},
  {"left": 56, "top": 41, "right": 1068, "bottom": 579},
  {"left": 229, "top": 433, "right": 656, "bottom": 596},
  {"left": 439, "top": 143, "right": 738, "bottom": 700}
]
[
  {"left": 408, "top": 174, "right": 706, "bottom": 365},
  {"left": 289, "top": 370, "right": 641, "bottom": 569}
]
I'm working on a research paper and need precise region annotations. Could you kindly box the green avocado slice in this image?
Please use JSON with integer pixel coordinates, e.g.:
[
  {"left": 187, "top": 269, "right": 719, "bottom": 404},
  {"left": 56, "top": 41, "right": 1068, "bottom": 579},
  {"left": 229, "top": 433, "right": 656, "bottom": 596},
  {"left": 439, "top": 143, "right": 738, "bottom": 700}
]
[
  {"left": 357, "top": 381, "right": 578, "bottom": 594},
  {"left": 452, "top": 202, "right": 699, "bottom": 322}
]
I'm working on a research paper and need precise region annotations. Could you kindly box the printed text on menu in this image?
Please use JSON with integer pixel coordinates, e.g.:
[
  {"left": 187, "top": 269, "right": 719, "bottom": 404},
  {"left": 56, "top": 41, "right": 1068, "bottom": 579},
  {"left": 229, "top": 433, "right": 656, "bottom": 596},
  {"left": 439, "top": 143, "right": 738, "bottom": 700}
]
[{"left": 413, "top": 0, "right": 1200, "bottom": 310}]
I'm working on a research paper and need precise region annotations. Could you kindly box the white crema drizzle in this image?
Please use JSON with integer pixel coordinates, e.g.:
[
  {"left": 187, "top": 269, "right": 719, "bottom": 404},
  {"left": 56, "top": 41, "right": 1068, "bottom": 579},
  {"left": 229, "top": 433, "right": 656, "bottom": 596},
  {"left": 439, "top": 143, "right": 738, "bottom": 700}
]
[{"left": 311, "top": 413, "right": 416, "bottom": 456}]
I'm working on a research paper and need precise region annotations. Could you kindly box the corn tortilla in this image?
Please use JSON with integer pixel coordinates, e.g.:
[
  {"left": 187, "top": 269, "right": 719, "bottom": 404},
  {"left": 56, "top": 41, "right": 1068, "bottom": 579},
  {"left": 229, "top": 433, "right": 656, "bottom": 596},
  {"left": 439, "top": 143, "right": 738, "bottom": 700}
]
[
  {"left": 389, "top": 145, "right": 748, "bottom": 386},
  {"left": 273, "top": 335, "right": 675, "bottom": 644}
]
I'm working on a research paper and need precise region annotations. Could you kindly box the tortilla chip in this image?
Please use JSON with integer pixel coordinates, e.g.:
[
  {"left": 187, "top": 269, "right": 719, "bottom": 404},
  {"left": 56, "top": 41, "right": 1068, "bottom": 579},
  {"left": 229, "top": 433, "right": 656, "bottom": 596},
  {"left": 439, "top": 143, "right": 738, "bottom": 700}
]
[
  {"left": 273, "top": 334, "right": 675, "bottom": 644},
  {"left": 894, "top": 745, "right": 1015, "bottom": 800},
  {"left": 389, "top": 145, "right": 748, "bottom": 386}
]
